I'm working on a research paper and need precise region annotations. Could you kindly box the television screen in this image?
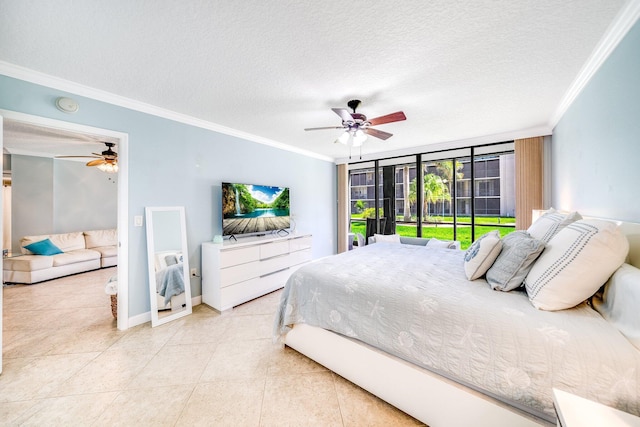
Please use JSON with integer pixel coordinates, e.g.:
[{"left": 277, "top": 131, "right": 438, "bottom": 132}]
[{"left": 222, "top": 182, "right": 290, "bottom": 236}]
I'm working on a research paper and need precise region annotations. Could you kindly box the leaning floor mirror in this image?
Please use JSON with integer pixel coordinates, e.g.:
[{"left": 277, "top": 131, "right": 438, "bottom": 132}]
[{"left": 145, "top": 206, "right": 192, "bottom": 327}]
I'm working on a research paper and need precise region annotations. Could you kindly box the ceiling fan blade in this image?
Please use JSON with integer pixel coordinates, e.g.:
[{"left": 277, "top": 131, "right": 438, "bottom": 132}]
[
  {"left": 363, "top": 128, "right": 393, "bottom": 140},
  {"left": 368, "top": 111, "right": 406, "bottom": 126},
  {"left": 86, "top": 159, "right": 106, "bottom": 167},
  {"left": 304, "top": 126, "right": 345, "bottom": 131},
  {"left": 331, "top": 108, "right": 354, "bottom": 123},
  {"left": 55, "top": 155, "right": 101, "bottom": 159}
]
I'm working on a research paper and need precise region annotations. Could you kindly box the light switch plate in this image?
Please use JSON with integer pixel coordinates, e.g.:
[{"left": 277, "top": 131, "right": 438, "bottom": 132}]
[{"left": 134, "top": 215, "right": 143, "bottom": 227}]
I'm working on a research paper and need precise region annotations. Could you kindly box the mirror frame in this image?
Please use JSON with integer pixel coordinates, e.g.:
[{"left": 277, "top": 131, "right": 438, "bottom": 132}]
[{"left": 145, "top": 206, "right": 192, "bottom": 327}]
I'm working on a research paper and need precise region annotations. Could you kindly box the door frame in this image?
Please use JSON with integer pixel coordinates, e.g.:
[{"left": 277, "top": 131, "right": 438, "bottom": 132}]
[{"left": 0, "top": 110, "right": 130, "bottom": 374}]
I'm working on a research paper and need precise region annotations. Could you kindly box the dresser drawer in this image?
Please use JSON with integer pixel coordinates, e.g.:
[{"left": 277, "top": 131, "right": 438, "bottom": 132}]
[
  {"left": 260, "top": 240, "right": 289, "bottom": 259},
  {"left": 220, "top": 245, "right": 260, "bottom": 267},
  {"left": 221, "top": 270, "right": 290, "bottom": 307},
  {"left": 290, "top": 236, "right": 312, "bottom": 252},
  {"left": 220, "top": 260, "right": 261, "bottom": 287}
]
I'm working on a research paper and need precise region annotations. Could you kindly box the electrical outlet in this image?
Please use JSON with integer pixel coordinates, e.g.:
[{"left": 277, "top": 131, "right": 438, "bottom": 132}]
[{"left": 190, "top": 268, "right": 197, "bottom": 277}]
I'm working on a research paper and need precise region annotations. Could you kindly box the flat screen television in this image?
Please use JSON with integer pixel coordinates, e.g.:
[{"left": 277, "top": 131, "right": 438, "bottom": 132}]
[{"left": 222, "top": 182, "right": 290, "bottom": 237}]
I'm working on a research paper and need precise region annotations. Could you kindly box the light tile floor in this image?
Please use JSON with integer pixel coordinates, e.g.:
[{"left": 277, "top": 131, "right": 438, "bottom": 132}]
[{"left": 1, "top": 268, "right": 424, "bottom": 426}]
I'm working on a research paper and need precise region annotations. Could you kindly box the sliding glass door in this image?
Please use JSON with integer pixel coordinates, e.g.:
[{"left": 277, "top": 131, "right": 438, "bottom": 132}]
[{"left": 347, "top": 142, "right": 516, "bottom": 249}]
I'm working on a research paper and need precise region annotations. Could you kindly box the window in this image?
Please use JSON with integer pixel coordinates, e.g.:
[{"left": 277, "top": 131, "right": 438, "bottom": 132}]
[{"left": 348, "top": 144, "right": 516, "bottom": 248}]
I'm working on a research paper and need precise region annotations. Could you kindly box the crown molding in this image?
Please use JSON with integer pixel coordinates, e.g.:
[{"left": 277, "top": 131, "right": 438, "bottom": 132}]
[
  {"left": 0, "top": 61, "right": 335, "bottom": 163},
  {"left": 549, "top": 0, "right": 640, "bottom": 128}
]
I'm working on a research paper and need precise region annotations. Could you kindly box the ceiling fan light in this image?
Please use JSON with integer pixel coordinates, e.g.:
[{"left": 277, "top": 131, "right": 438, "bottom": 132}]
[
  {"left": 353, "top": 129, "right": 367, "bottom": 146},
  {"left": 97, "top": 162, "right": 119, "bottom": 173},
  {"left": 338, "top": 131, "right": 350, "bottom": 145}
]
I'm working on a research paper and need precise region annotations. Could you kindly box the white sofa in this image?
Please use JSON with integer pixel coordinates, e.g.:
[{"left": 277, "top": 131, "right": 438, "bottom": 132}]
[{"left": 3, "top": 229, "right": 117, "bottom": 284}]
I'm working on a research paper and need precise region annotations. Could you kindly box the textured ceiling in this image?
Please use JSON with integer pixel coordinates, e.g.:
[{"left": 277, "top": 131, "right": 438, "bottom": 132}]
[{"left": 0, "top": 0, "right": 628, "bottom": 161}]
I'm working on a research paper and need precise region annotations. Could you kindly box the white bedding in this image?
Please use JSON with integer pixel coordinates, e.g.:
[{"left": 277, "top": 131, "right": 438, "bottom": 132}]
[{"left": 274, "top": 243, "right": 640, "bottom": 422}]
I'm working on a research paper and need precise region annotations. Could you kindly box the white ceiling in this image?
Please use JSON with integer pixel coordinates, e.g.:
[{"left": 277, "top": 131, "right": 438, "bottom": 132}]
[{"left": 0, "top": 1, "right": 630, "bottom": 161}]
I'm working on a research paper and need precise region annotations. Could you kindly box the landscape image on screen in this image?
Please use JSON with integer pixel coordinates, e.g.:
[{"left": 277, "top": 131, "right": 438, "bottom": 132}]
[{"left": 222, "top": 183, "right": 290, "bottom": 236}]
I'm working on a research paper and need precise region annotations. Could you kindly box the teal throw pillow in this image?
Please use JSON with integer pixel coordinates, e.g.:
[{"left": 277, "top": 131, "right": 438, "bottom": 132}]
[{"left": 24, "top": 238, "right": 63, "bottom": 256}]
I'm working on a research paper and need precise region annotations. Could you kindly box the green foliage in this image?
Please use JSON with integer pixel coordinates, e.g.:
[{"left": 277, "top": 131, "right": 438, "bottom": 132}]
[
  {"left": 233, "top": 185, "right": 289, "bottom": 214},
  {"left": 408, "top": 173, "right": 449, "bottom": 216},
  {"left": 349, "top": 220, "right": 515, "bottom": 250},
  {"left": 234, "top": 184, "right": 256, "bottom": 214},
  {"left": 361, "top": 208, "right": 383, "bottom": 219},
  {"left": 355, "top": 200, "right": 366, "bottom": 213},
  {"left": 272, "top": 188, "right": 289, "bottom": 211}
]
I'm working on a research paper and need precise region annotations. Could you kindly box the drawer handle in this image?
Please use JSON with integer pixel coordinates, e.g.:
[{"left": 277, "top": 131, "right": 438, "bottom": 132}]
[
  {"left": 260, "top": 267, "right": 289, "bottom": 278},
  {"left": 261, "top": 253, "right": 289, "bottom": 261}
]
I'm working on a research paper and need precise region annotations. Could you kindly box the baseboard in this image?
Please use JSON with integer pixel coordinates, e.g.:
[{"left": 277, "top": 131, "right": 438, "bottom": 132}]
[{"left": 126, "top": 295, "right": 202, "bottom": 328}]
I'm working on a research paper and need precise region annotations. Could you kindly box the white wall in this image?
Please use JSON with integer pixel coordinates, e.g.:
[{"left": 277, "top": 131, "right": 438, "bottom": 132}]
[
  {"left": 9, "top": 155, "right": 117, "bottom": 253},
  {"left": 53, "top": 159, "right": 117, "bottom": 233},
  {"left": 551, "top": 20, "right": 640, "bottom": 221},
  {"left": 11, "top": 155, "right": 54, "bottom": 253}
]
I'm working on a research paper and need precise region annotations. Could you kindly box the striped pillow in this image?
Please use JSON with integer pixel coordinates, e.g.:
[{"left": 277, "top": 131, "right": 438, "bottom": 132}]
[
  {"left": 524, "top": 219, "right": 628, "bottom": 311},
  {"left": 527, "top": 208, "right": 581, "bottom": 243}
]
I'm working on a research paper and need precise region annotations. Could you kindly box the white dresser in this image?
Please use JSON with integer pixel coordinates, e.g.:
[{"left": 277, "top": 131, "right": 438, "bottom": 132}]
[{"left": 201, "top": 233, "right": 312, "bottom": 311}]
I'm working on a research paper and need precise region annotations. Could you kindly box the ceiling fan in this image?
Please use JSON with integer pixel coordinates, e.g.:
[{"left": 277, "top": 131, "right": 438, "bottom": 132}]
[
  {"left": 55, "top": 142, "right": 119, "bottom": 173},
  {"left": 305, "top": 99, "right": 406, "bottom": 147}
]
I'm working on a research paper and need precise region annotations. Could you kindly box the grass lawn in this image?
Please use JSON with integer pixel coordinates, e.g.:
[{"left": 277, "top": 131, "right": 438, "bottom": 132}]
[{"left": 350, "top": 221, "right": 515, "bottom": 250}]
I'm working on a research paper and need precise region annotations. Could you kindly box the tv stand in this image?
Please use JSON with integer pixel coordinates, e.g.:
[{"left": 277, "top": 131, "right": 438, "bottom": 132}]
[{"left": 201, "top": 233, "right": 312, "bottom": 311}]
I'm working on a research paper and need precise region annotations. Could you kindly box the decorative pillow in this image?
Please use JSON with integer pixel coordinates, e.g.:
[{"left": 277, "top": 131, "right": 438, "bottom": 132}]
[
  {"left": 427, "top": 238, "right": 458, "bottom": 249},
  {"left": 373, "top": 233, "right": 401, "bottom": 244},
  {"left": 524, "top": 219, "right": 628, "bottom": 311},
  {"left": 527, "top": 208, "right": 581, "bottom": 243},
  {"left": 463, "top": 230, "right": 503, "bottom": 280},
  {"left": 165, "top": 255, "right": 178, "bottom": 266},
  {"left": 23, "top": 238, "right": 63, "bottom": 256},
  {"left": 592, "top": 263, "right": 640, "bottom": 350},
  {"left": 486, "top": 231, "right": 545, "bottom": 291}
]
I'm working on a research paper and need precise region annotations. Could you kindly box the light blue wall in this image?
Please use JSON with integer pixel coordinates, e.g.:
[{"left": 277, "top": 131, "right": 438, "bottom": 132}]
[
  {"left": 10, "top": 155, "right": 117, "bottom": 253},
  {"left": 552, "top": 20, "right": 640, "bottom": 221},
  {"left": 0, "top": 75, "right": 337, "bottom": 318}
]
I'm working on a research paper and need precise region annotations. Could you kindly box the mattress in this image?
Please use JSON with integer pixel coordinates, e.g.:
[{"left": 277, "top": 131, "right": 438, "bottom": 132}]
[{"left": 274, "top": 243, "right": 640, "bottom": 421}]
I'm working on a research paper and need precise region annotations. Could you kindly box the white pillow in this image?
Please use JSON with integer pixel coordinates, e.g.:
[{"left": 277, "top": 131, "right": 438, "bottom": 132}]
[
  {"left": 592, "top": 263, "right": 640, "bottom": 350},
  {"left": 527, "top": 208, "right": 581, "bottom": 243},
  {"left": 373, "top": 233, "right": 401, "bottom": 244},
  {"left": 463, "top": 230, "right": 503, "bottom": 280},
  {"left": 524, "top": 219, "right": 629, "bottom": 311},
  {"left": 427, "top": 238, "right": 458, "bottom": 249}
]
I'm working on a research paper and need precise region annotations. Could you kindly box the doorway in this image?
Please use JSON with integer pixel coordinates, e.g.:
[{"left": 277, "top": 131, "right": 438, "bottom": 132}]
[{"left": 0, "top": 110, "right": 129, "bottom": 373}]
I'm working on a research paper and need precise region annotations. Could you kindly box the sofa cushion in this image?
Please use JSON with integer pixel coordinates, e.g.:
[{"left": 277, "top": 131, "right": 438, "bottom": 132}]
[
  {"left": 50, "top": 232, "right": 87, "bottom": 252},
  {"left": 91, "top": 245, "right": 117, "bottom": 258},
  {"left": 84, "top": 229, "right": 117, "bottom": 249},
  {"left": 52, "top": 249, "right": 101, "bottom": 267},
  {"left": 3, "top": 255, "right": 54, "bottom": 272}
]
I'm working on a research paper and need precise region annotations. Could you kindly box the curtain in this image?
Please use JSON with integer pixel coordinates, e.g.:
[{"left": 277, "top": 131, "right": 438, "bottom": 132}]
[
  {"left": 515, "top": 137, "right": 544, "bottom": 229},
  {"left": 337, "top": 164, "right": 349, "bottom": 253}
]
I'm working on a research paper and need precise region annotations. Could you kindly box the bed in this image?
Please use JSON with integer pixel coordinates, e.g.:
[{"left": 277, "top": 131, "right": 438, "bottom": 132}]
[
  {"left": 154, "top": 251, "right": 186, "bottom": 310},
  {"left": 274, "top": 214, "right": 640, "bottom": 426}
]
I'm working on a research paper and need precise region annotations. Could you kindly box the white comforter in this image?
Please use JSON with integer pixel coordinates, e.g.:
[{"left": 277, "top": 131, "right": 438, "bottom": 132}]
[{"left": 274, "top": 243, "right": 640, "bottom": 421}]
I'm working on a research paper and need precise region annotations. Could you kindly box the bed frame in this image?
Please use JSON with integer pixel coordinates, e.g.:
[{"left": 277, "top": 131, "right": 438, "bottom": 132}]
[{"left": 283, "top": 215, "right": 640, "bottom": 427}]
